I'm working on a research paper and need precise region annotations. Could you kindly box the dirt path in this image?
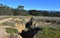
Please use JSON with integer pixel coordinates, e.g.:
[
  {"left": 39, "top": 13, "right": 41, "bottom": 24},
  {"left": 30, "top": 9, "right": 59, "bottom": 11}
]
[
  {"left": 0, "top": 18, "right": 13, "bottom": 24},
  {"left": 0, "top": 26, "right": 10, "bottom": 38},
  {"left": 0, "top": 17, "right": 13, "bottom": 38}
]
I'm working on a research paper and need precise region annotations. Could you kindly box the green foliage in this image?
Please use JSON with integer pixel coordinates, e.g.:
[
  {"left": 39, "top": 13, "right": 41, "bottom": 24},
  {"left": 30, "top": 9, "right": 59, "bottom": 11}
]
[
  {"left": 6, "top": 28, "right": 18, "bottom": 34},
  {"left": 0, "top": 4, "right": 60, "bottom": 16},
  {"left": 34, "top": 27, "right": 60, "bottom": 38}
]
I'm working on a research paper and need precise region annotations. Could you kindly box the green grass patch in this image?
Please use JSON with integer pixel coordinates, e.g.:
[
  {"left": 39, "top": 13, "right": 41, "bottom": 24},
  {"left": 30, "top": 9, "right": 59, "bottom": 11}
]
[
  {"left": 6, "top": 28, "right": 18, "bottom": 34},
  {"left": 34, "top": 27, "right": 60, "bottom": 38}
]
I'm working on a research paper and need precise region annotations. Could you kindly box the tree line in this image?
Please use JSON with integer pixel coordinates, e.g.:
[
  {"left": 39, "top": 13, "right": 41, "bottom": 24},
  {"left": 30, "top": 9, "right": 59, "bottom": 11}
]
[
  {"left": 29, "top": 10, "right": 60, "bottom": 17},
  {"left": 0, "top": 4, "right": 60, "bottom": 17}
]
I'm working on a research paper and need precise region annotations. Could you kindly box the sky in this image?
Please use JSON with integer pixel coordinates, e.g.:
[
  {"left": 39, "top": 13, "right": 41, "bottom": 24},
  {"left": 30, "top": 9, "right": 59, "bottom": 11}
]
[{"left": 0, "top": 0, "right": 60, "bottom": 11}]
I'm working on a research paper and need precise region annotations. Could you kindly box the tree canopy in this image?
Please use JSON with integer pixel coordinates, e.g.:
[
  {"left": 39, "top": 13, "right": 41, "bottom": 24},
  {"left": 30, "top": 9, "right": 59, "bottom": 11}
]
[{"left": 0, "top": 4, "right": 60, "bottom": 17}]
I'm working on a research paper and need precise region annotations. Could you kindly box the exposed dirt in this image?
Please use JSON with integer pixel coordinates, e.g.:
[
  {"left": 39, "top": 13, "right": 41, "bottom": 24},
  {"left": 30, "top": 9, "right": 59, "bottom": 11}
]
[
  {"left": 0, "top": 26, "right": 10, "bottom": 38},
  {"left": 0, "top": 18, "right": 13, "bottom": 24}
]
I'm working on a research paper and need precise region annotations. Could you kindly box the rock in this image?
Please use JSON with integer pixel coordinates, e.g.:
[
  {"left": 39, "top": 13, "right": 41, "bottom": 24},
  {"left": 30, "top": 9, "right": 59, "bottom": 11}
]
[
  {"left": 13, "top": 34, "right": 22, "bottom": 38},
  {"left": 17, "top": 35, "right": 22, "bottom": 38}
]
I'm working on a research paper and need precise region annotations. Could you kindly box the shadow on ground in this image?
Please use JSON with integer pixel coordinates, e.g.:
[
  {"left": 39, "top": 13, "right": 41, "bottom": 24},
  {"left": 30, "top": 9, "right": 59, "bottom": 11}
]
[{"left": 19, "top": 17, "right": 42, "bottom": 38}]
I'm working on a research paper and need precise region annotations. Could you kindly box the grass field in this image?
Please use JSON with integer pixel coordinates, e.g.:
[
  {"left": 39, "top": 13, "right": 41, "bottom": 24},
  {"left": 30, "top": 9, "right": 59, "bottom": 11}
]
[
  {"left": 0, "top": 16, "right": 60, "bottom": 38},
  {"left": 34, "top": 26, "right": 60, "bottom": 38}
]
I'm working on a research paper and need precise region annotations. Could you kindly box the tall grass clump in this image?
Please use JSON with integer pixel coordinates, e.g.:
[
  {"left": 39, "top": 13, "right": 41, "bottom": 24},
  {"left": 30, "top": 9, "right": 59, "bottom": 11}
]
[{"left": 34, "top": 27, "right": 60, "bottom": 38}]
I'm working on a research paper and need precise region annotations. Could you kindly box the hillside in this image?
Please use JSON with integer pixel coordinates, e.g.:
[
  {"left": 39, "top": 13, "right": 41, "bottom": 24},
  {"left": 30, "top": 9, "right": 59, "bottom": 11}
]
[{"left": 0, "top": 16, "right": 60, "bottom": 38}]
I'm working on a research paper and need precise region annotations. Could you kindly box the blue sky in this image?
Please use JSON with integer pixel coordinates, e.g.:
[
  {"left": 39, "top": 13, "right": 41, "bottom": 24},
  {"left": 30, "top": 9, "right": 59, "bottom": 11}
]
[{"left": 0, "top": 0, "right": 60, "bottom": 11}]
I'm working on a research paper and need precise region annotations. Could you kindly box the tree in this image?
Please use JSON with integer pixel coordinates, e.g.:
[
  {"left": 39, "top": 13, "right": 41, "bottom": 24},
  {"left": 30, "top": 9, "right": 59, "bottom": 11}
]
[
  {"left": 29, "top": 10, "right": 43, "bottom": 16},
  {"left": 17, "top": 5, "right": 29, "bottom": 16},
  {"left": 17, "top": 5, "right": 24, "bottom": 10}
]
